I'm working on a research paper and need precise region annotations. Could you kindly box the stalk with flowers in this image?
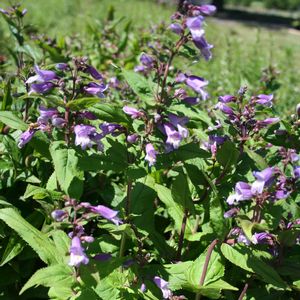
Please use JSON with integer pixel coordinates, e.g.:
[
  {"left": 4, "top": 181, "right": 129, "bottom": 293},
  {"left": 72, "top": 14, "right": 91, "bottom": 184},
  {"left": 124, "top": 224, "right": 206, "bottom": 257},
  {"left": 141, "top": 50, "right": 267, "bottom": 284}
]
[{"left": 0, "top": 2, "right": 299, "bottom": 300}]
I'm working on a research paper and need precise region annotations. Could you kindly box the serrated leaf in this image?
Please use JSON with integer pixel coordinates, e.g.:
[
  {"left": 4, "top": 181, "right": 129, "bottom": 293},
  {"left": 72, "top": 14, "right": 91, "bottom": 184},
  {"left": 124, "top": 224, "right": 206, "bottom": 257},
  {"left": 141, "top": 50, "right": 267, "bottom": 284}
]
[
  {"left": 0, "top": 234, "right": 25, "bottom": 266},
  {"left": 66, "top": 98, "right": 100, "bottom": 111},
  {"left": 50, "top": 142, "right": 84, "bottom": 199},
  {"left": 122, "top": 69, "right": 154, "bottom": 104},
  {"left": 20, "top": 264, "right": 74, "bottom": 294},
  {"left": 0, "top": 111, "right": 27, "bottom": 130},
  {"left": 0, "top": 208, "right": 59, "bottom": 265},
  {"left": 88, "top": 103, "right": 129, "bottom": 124},
  {"left": 155, "top": 184, "right": 193, "bottom": 235},
  {"left": 187, "top": 250, "right": 224, "bottom": 287},
  {"left": 216, "top": 141, "right": 239, "bottom": 169},
  {"left": 244, "top": 146, "right": 268, "bottom": 169},
  {"left": 221, "top": 243, "right": 288, "bottom": 289}
]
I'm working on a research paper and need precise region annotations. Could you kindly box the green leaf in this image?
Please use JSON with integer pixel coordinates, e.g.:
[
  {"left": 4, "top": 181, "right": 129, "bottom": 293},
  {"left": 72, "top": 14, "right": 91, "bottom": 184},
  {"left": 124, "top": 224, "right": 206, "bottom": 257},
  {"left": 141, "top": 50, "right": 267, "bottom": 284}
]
[
  {"left": 171, "top": 170, "right": 194, "bottom": 213},
  {"left": 1, "top": 79, "right": 13, "bottom": 111},
  {"left": 0, "top": 208, "right": 59, "bottom": 265},
  {"left": 216, "top": 141, "right": 239, "bottom": 169},
  {"left": 66, "top": 98, "right": 101, "bottom": 111},
  {"left": 122, "top": 69, "right": 154, "bottom": 104},
  {"left": 50, "top": 142, "right": 84, "bottom": 199},
  {"left": 88, "top": 103, "right": 129, "bottom": 124},
  {"left": 155, "top": 184, "right": 193, "bottom": 235},
  {"left": 0, "top": 234, "right": 25, "bottom": 266},
  {"left": 169, "top": 104, "right": 213, "bottom": 127},
  {"left": 166, "top": 261, "right": 192, "bottom": 291},
  {"left": 158, "top": 143, "right": 210, "bottom": 167},
  {"left": 221, "top": 243, "right": 288, "bottom": 289},
  {"left": 210, "top": 195, "right": 228, "bottom": 239},
  {"left": 0, "top": 111, "right": 27, "bottom": 130},
  {"left": 186, "top": 250, "right": 224, "bottom": 287},
  {"left": 50, "top": 230, "right": 70, "bottom": 258},
  {"left": 244, "top": 147, "right": 268, "bottom": 169},
  {"left": 20, "top": 264, "right": 74, "bottom": 294}
]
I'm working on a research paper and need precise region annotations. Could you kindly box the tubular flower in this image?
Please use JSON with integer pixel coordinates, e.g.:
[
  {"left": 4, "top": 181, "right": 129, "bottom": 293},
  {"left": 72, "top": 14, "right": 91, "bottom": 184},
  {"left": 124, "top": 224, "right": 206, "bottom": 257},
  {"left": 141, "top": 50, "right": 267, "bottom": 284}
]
[
  {"left": 153, "top": 276, "right": 172, "bottom": 299},
  {"left": 74, "top": 125, "right": 100, "bottom": 150},
  {"left": 185, "top": 75, "right": 209, "bottom": 100},
  {"left": 255, "top": 94, "right": 273, "bottom": 107},
  {"left": 164, "top": 123, "right": 183, "bottom": 150},
  {"left": 251, "top": 167, "right": 274, "bottom": 194},
  {"left": 90, "top": 205, "right": 122, "bottom": 225},
  {"left": 226, "top": 182, "right": 253, "bottom": 205},
  {"left": 84, "top": 82, "right": 108, "bottom": 98},
  {"left": 68, "top": 236, "right": 89, "bottom": 267},
  {"left": 123, "top": 106, "right": 144, "bottom": 119},
  {"left": 18, "top": 129, "right": 36, "bottom": 148},
  {"left": 145, "top": 143, "right": 157, "bottom": 166}
]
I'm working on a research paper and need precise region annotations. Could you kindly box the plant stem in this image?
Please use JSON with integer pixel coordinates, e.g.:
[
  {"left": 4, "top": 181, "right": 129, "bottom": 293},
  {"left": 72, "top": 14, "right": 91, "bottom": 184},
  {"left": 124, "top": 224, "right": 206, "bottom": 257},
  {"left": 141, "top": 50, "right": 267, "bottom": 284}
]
[
  {"left": 238, "top": 283, "right": 249, "bottom": 300},
  {"left": 159, "top": 35, "right": 187, "bottom": 104},
  {"left": 195, "top": 239, "right": 219, "bottom": 300},
  {"left": 176, "top": 208, "right": 188, "bottom": 261}
]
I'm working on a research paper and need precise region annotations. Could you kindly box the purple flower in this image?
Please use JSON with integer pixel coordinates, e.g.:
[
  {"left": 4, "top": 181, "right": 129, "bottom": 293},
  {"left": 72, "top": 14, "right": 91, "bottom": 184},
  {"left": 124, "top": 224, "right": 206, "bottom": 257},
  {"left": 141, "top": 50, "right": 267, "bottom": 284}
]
[
  {"left": 123, "top": 106, "right": 144, "bottom": 119},
  {"left": 215, "top": 102, "right": 234, "bottom": 115},
  {"left": 169, "top": 23, "right": 184, "bottom": 35},
  {"left": 174, "top": 88, "right": 188, "bottom": 99},
  {"left": 218, "top": 95, "right": 236, "bottom": 103},
  {"left": 100, "top": 122, "right": 123, "bottom": 136},
  {"left": 251, "top": 167, "right": 274, "bottom": 194},
  {"left": 134, "top": 65, "right": 146, "bottom": 73},
  {"left": 29, "top": 82, "right": 55, "bottom": 94},
  {"left": 38, "top": 106, "right": 58, "bottom": 124},
  {"left": 90, "top": 205, "right": 122, "bottom": 225},
  {"left": 74, "top": 125, "right": 99, "bottom": 150},
  {"left": 227, "top": 182, "right": 253, "bottom": 205},
  {"left": 140, "top": 53, "right": 154, "bottom": 68},
  {"left": 109, "top": 77, "right": 121, "bottom": 89},
  {"left": 51, "top": 116, "right": 66, "bottom": 128},
  {"left": 145, "top": 143, "right": 157, "bottom": 166},
  {"left": 51, "top": 210, "right": 67, "bottom": 222},
  {"left": 256, "top": 94, "right": 273, "bottom": 107},
  {"left": 195, "top": 5, "right": 217, "bottom": 16},
  {"left": 193, "top": 36, "right": 213, "bottom": 61},
  {"left": 140, "top": 283, "right": 146, "bottom": 293},
  {"left": 26, "top": 65, "right": 58, "bottom": 84},
  {"left": 94, "top": 253, "right": 112, "bottom": 261},
  {"left": 294, "top": 166, "right": 300, "bottom": 179},
  {"left": 56, "top": 63, "right": 68, "bottom": 71},
  {"left": 68, "top": 236, "right": 89, "bottom": 267},
  {"left": 256, "top": 117, "right": 280, "bottom": 127},
  {"left": 164, "top": 123, "right": 182, "bottom": 150},
  {"left": 168, "top": 114, "right": 189, "bottom": 138},
  {"left": 18, "top": 129, "right": 35, "bottom": 148},
  {"left": 252, "top": 232, "right": 274, "bottom": 245},
  {"left": 84, "top": 82, "right": 108, "bottom": 98},
  {"left": 0, "top": 8, "right": 9, "bottom": 15},
  {"left": 21, "top": 8, "right": 27, "bottom": 16},
  {"left": 224, "top": 207, "right": 239, "bottom": 218},
  {"left": 237, "top": 232, "right": 251, "bottom": 246},
  {"left": 185, "top": 75, "right": 209, "bottom": 100},
  {"left": 175, "top": 73, "right": 187, "bottom": 83},
  {"left": 81, "top": 236, "right": 95, "bottom": 243},
  {"left": 86, "top": 65, "right": 103, "bottom": 80},
  {"left": 153, "top": 276, "right": 172, "bottom": 299},
  {"left": 127, "top": 134, "right": 139, "bottom": 144},
  {"left": 183, "top": 97, "right": 199, "bottom": 105},
  {"left": 186, "top": 16, "right": 205, "bottom": 42},
  {"left": 209, "top": 135, "right": 227, "bottom": 145}
]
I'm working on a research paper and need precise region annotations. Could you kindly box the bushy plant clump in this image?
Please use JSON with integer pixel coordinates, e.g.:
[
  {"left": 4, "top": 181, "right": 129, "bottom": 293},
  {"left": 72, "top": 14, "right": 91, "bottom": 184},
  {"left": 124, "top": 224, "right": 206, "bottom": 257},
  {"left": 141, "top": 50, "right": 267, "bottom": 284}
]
[{"left": 0, "top": 2, "right": 299, "bottom": 300}]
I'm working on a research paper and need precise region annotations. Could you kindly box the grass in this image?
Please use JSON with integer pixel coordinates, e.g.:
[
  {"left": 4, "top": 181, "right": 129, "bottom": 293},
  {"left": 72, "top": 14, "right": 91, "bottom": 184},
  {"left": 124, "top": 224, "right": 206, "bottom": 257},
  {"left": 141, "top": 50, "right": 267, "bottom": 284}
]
[{"left": 0, "top": 0, "right": 299, "bottom": 114}]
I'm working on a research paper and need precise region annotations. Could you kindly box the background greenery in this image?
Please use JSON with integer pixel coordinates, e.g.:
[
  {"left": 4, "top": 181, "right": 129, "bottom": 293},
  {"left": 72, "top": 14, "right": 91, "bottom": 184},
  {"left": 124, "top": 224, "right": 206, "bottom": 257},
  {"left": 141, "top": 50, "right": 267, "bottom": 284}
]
[{"left": 1, "top": 0, "right": 299, "bottom": 114}]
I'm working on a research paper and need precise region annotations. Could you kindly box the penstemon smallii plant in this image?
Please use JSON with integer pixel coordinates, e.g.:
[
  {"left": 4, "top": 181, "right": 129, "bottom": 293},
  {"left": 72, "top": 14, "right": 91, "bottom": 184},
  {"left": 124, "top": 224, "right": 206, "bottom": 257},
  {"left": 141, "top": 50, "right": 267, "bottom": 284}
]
[{"left": 0, "top": 2, "right": 299, "bottom": 300}]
